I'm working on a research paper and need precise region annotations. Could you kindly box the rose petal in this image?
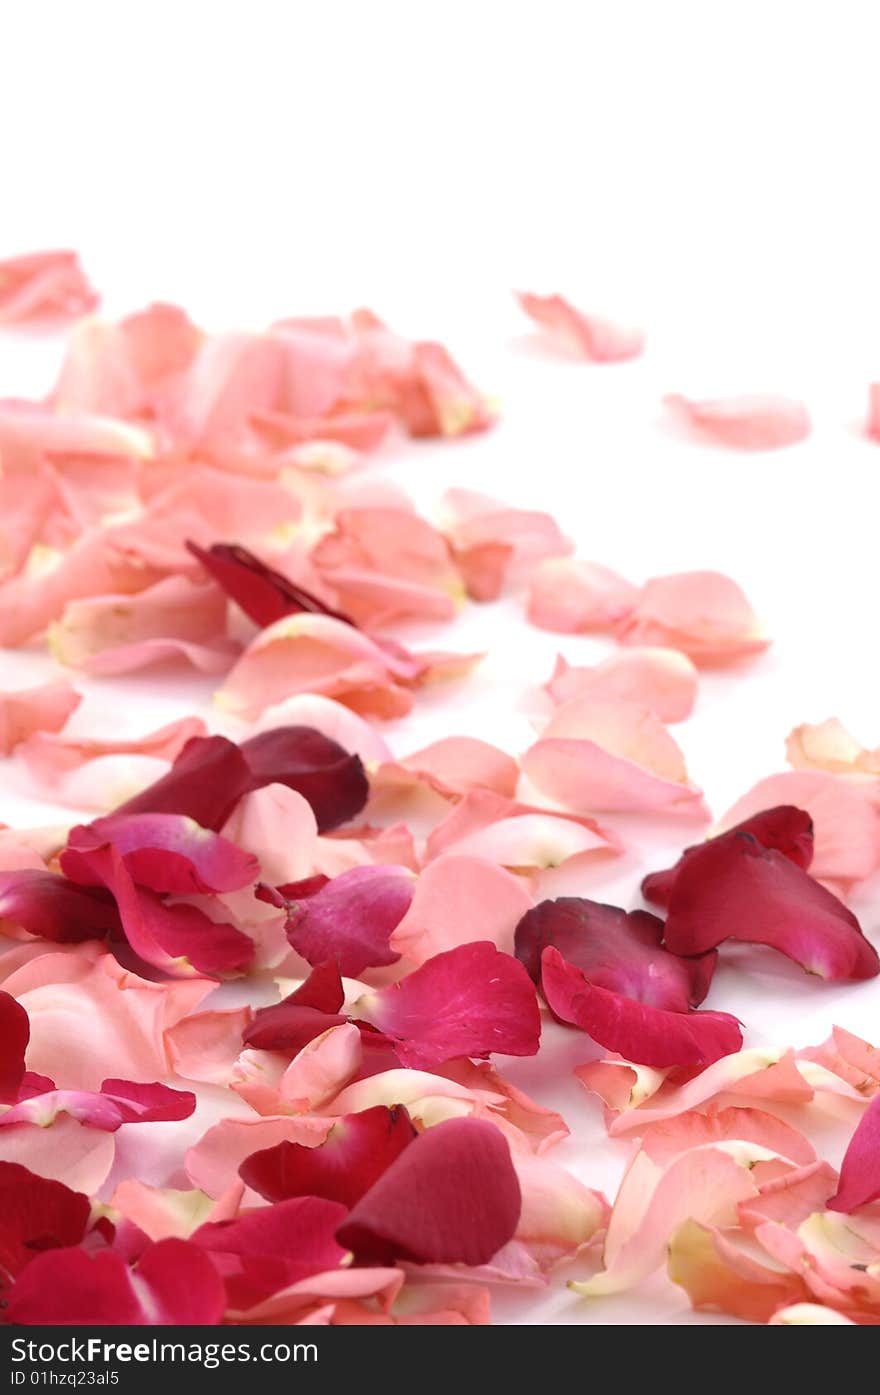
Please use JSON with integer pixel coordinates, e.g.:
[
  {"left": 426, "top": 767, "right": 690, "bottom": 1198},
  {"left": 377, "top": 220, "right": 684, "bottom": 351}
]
[
  {"left": 527, "top": 558, "right": 639, "bottom": 633},
  {"left": 828, "top": 1096, "right": 880, "bottom": 1213},
  {"left": 544, "top": 648, "right": 698, "bottom": 723},
  {"left": 0, "top": 681, "right": 81, "bottom": 755},
  {"left": 516, "top": 292, "right": 644, "bottom": 362},
  {"left": 642, "top": 805, "right": 814, "bottom": 908},
  {"left": 0, "top": 250, "right": 98, "bottom": 326},
  {"left": 389, "top": 854, "right": 534, "bottom": 964},
  {"left": 664, "top": 393, "right": 811, "bottom": 450},
  {"left": 617, "top": 570, "right": 769, "bottom": 664},
  {"left": 284, "top": 864, "right": 412, "bottom": 976}
]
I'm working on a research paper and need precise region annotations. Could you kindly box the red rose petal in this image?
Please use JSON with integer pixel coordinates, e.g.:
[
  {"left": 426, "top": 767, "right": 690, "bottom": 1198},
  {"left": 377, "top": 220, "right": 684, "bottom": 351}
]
[
  {"left": 0, "top": 991, "right": 31, "bottom": 1103},
  {"left": 541, "top": 946, "right": 742, "bottom": 1068},
  {"left": 285, "top": 865, "right": 411, "bottom": 975},
  {"left": 641, "top": 805, "right": 815, "bottom": 908},
  {"left": 663, "top": 829, "right": 879, "bottom": 980},
  {"left": 239, "top": 725, "right": 369, "bottom": 832},
  {"left": 243, "top": 961, "right": 348, "bottom": 1054},
  {"left": 240, "top": 1105, "right": 417, "bottom": 1207},
  {"left": 6, "top": 1238, "right": 225, "bottom": 1325},
  {"left": 192, "top": 1196, "right": 349, "bottom": 1309},
  {"left": 0, "top": 1163, "right": 91, "bottom": 1290},
  {"left": 114, "top": 734, "right": 253, "bottom": 830},
  {"left": 336, "top": 1117, "right": 521, "bottom": 1266},
  {"left": 353, "top": 940, "right": 541, "bottom": 1070},
  {"left": 515, "top": 897, "right": 716, "bottom": 1009}
]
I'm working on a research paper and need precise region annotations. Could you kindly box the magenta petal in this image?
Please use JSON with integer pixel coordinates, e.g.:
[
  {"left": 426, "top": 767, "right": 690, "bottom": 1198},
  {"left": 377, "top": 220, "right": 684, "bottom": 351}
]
[
  {"left": 114, "top": 734, "right": 254, "bottom": 830},
  {"left": 0, "top": 869, "right": 121, "bottom": 943},
  {"left": 285, "top": 865, "right": 411, "bottom": 975},
  {"left": 336, "top": 1117, "right": 521, "bottom": 1266},
  {"left": 540, "top": 946, "right": 742, "bottom": 1068},
  {"left": 186, "top": 539, "right": 353, "bottom": 627},
  {"left": 514, "top": 897, "right": 716, "bottom": 1008},
  {"left": 192, "top": 1196, "right": 349, "bottom": 1309},
  {"left": 240, "top": 1104, "right": 417, "bottom": 1207},
  {"left": 828, "top": 1096, "right": 880, "bottom": 1213},
  {"left": 642, "top": 805, "right": 815, "bottom": 908},
  {"left": 64, "top": 812, "right": 259, "bottom": 895},
  {"left": 6, "top": 1238, "right": 225, "bottom": 1325},
  {"left": 355, "top": 940, "right": 541, "bottom": 1070},
  {"left": 0, "top": 1079, "right": 196, "bottom": 1132},
  {"left": 0, "top": 1163, "right": 91, "bottom": 1288},
  {"left": 287, "top": 958, "right": 346, "bottom": 1012},
  {"left": 0, "top": 991, "right": 30, "bottom": 1103},
  {"left": 98, "top": 1079, "right": 197, "bottom": 1125},
  {"left": 239, "top": 726, "right": 369, "bottom": 832},
  {"left": 663, "top": 829, "right": 879, "bottom": 980},
  {"left": 61, "top": 842, "right": 253, "bottom": 978}
]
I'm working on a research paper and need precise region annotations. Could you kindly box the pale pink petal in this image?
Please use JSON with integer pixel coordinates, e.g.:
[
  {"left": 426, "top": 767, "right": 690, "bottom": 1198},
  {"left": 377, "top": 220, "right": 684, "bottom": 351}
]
[
  {"left": 521, "top": 696, "right": 708, "bottom": 817},
  {"left": 868, "top": 384, "right": 880, "bottom": 443},
  {"left": 243, "top": 694, "right": 393, "bottom": 765},
  {"left": 719, "top": 771, "right": 880, "bottom": 888},
  {"left": 215, "top": 613, "right": 418, "bottom": 721},
  {"left": 0, "top": 681, "right": 81, "bottom": 756},
  {"left": 665, "top": 393, "right": 811, "bottom": 450},
  {"left": 166, "top": 1007, "right": 254, "bottom": 1084},
  {"left": 786, "top": 718, "right": 880, "bottom": 776},
  {"left": 668, "top": 1218, "right": 810, "bottom": 1322},
  {"left": 527, "top": 558, "right": 638, "bottom": 634},
  {"left": 233, "top": 1024, "right": 362, "bottom": 1115},
  {"left": 440, "top": 488, "right": 571, "bottom": 600},
  {"left": 389, "top": 854, "right": 533, "bottom": 964},
  {"left": 437, "top": 1058, "right": 568, "bottom": 1154},
  {"left": 617, "top": 571, "right": 769, "bottom": 664},
  {"left": 18, "top": 715, "right": 206, "bottom": 792},
  {"left": 0, "top": 1115, "right": 115, "bottom": 1193},
  {"left": 185, "top": 1115, "right": 333, "bottom": 1198},
  {"left": 53, "top": 303, "right": 203, "bottom": 418},
  {"left": 424, "top": 789, "right": 620, "bottom": 872},
  {"left": 513, "top": 1152, "right": 608, "bottom": 1267},
  {"left": 110, "top": 1178, "right": 243, "bottom": 1241},
  {"left": 544, "top": 649, "right": 698, "bottom": 723},
  {"left": 769, "top": 1303, "right": 856, "bottom": 1325},
  {"left": 371, "top": 736, "right": 520, "bottom": 806},
  {"left": 572, "top": 1146, "right": 759, "bottom": 1296},
  {"left": 516, "top": 292, "right": 644, "bottom": 362},
  {"left": 0, "top": 249, "right": 98, "bottom": 326},
  {"left": 221, "top": 784, "right": 318, "bottom": 885},
  {"left": 49, "top": 575, "right": 235, "bottom": 675},
  {"left": 0, "top": 399, "right": 152, "bottom": 474},
  {"left": 3, "top": 942, "right": 213, "bottom": 1089}
]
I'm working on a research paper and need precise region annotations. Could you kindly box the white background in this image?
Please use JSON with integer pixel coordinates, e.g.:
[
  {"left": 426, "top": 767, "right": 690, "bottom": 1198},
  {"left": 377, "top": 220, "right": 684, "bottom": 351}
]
[{"left": 3, "top": 0, "right": 880, "bottom": 1324}]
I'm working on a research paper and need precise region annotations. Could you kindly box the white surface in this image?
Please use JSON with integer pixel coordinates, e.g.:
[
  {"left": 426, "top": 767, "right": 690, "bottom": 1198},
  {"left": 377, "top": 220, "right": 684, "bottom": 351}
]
[{"left": 3, "top": 0, "right": 880, "bottom": 1324}]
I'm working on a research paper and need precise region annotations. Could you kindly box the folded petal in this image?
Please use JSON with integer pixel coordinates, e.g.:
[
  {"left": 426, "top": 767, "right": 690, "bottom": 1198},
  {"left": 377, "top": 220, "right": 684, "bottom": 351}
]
[
  {"left": 0, "top": 249, "right": 98, "bottom": 326},
  {"left": 336, "top": 1117, "right": 521, "bottom": 1266},
  {"left": 0, "top": 681, "right": 80, "bottom": 755},
  {"left": 515, "top": 897, "right": 715, "bottom": 1008},
  {"left": 0, "top": 991, "right": 30, "bottom": 1102},
  {"left": 18, "top": 715, "right": 207, "bottom": 804},
  {"left": 63, "top": 812, "right": 258, "bottom": 895},
  {"left": 192, "top": 1197, "right": 349, "bottom": 1309},
  {"left": 516, "top": 292, "right": 644, "bottom": 362},
  {"left": 663, "top": 828, "right": 879, "bottom": 980},
  {"left": 440, "top": 488, "right": 571, "bottom": 600},
  {"left": 664, "top": 393, "right": 811, "bottom": 450},
  {"left": 544, "top": 648, "right": 698, "bottom": 723},
  {"left": 541, "top": 946, "right": 741, "bottom": 1068},
  {"left": 240, "top": 1104, "right": 417, "bottom": 1207},
  {"left": 522, "top": 696, "right": 708, "bottom": 816},
  {"left": 238, "top": 725, "right": 368, "bottom": 832},
  {"left": 186, "top": 539, "right": 351, "bottom": 628},
  {"left": 0, "top": 869, "right": 121, "bottom": 944},
  {"left": 668, "top": 1218, "right": 809, "bottom": 1322},
  {"left": 0, "top": 1162, "right": 91, "bottom": 1290},
  {"left": 352, "top": 941, "right": 541, "bottom": 1069}
]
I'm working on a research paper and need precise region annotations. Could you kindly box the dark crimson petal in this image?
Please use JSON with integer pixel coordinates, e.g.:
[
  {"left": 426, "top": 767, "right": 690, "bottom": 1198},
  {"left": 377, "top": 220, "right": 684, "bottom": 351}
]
[
  {"left": 0, "top": 1163, "right": 91, "bottom": 1287},
  {"left": 285, "top": 865, "right": 411, "bottom": 976},
  {"left": 514, "top": 897, "right": 716, "bottom": 1009},
  {"left": 0, "top": 869, "right": 121, "bottom": 944},
  {"left": 61, "top": 842, "right": 253, "bottom": 978},
  {"left": 186, "top": 540, "right": 353, "bottom": 628},
  {"left": 255, "top": 874, "right": 329, "bottom": 909},
  {"left": 0, "top": 991, "right": 29, "bottom": 1103},
  {"left": 336, "top": 1117, "right": 521, "bottom": 1266},
  {"left": 63, "top": 813, "right": 258, "bottom": 895},
  {"left": 192, "top": 1196, "right": 349, "bottom": 1309},
  {"left": 243, "top": 959, "right": 348, "bottom": 1052},
  {"left": 5, "top": 1237, "right": 225, "bottom": 1325},
  {"left": 353, "top": 940, "right": 541, "bottom": 1070},
  {"left": 240, "top": 1105, "right": 417, "bottom": 1207},
  {"left": 663, "top": 830, "right": 879, "bottom": 980},
  {"left": 540, "top": 946, "right": 742, "bottom": 1068},
  {"left": 642, "top": 805, "right": 815, "bottom": 908},
  {"left": 828, "top": 1096, "right": 880, "bottom": 1213},
  {"left": 239, "top": 726, "right": 369, "bottom": 833},
  {"left": 114, "top": 734, "right": 253, "bottom": 831}
]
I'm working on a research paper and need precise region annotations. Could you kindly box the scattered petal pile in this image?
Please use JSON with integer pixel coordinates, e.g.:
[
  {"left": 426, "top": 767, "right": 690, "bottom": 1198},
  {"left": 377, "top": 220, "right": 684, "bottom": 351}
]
[{"left": 0, "top": 252, "right": 875, "bottom": 1328}]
